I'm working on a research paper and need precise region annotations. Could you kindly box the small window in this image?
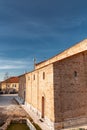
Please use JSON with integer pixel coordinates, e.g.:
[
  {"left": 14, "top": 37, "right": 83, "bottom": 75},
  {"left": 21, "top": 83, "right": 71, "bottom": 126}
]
[
  {"left": 74, "top": 71, "right": 77, "bottom": 77},
  {"left": 28, "top": 76, "right": 30, "bottom": 80},
  {"left": 43, "top": 72, "right": 45, "bottom": 80},
  {"left": 33, "top": 74, "right": 35, "bottom": 80}
]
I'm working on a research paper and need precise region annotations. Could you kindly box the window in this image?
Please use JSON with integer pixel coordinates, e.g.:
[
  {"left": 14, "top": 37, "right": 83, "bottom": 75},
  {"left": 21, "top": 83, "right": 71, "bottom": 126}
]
[
  {"left": 43, "top": 72, "right": 45, "bottom": 80},
  {"left": 74, "top": 71, "right": 77, "bottom": 77},
  {"left": 28, "top": 76, "right": 30, "bottom": 80},
  {"left": 33, "top": 74, "right": 35, "bottom": 80}
]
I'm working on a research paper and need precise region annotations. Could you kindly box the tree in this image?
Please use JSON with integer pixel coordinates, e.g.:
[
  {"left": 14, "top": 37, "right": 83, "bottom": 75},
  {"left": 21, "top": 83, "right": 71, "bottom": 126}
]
[{"left": 4, "top": 72, "right": 9, "bottom": 80}]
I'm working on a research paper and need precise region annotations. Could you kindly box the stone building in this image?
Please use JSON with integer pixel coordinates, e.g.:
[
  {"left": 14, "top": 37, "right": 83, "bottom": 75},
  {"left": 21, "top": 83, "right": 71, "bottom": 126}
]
[
  {"left": 0, "top": 77, "right": 19, "bottom": 94},
  {"left": 18, "top": 74, "right": 26, "bottom": 103},
  {"left": 19, "top": 39, "right": 87, "bottom": 130}
]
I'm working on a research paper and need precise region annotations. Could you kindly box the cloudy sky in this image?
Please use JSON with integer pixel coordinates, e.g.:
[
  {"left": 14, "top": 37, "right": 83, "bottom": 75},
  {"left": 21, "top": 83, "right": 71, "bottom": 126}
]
[{"left": 0, "top": 0, "right": 87, "bottom": 81}]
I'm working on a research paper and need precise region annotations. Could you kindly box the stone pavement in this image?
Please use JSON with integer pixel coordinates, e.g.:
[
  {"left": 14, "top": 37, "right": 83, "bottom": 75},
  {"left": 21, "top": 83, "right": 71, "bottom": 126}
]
[
  {"left": 15, "top": 96, "right": 50, "bottom": 130},
  {"left": 0, "top": 94, "right": 29, "bottom": 128},
  {"left": 0, "top": 94, "right": 28, "bottom": 118}
]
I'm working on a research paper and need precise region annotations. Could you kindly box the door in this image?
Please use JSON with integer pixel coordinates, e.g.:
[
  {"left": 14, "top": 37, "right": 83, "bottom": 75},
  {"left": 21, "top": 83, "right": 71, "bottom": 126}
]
[
  {"left": 23, "top": 91, "right": 25, "bottom": 103},
  {"left": 42, "top": 96, "right": 45, "bottom": 118}
]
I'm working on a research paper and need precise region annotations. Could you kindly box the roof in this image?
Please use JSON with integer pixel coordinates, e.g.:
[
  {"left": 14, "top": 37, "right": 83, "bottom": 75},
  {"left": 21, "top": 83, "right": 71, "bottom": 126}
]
[
  {"left": 35, "top": 60, "right": 46, "bottom": 66},
  {"left": 35, "top": 39, "right": 87, "bottom": 69},
  {"left": 18, "top": 74, "right": 26, "bottom": 78},
  {"left": 1, "top": 77, "right": 19, "bottom": 83}
]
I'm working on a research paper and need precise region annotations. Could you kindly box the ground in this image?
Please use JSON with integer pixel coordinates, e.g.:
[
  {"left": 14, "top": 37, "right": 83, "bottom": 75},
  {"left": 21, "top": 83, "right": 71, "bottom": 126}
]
[
  {"left": 0, "top": 94, "right": 49, "bottom": 130},
  {"left": 0, "top": 94, "right": 28, "bottom": 126}
]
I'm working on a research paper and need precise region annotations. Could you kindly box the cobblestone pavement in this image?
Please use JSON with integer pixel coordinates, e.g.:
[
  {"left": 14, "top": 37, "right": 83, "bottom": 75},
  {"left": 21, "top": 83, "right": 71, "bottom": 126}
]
[{"left": 0, "top": 94, "right": 28, "bottom": 125}]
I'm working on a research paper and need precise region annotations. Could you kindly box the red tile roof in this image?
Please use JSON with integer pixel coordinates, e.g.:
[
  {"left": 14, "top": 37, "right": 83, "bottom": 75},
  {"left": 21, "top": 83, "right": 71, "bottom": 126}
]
[{"left": 1, "top": 77, "right": 19, "bottom": 83}]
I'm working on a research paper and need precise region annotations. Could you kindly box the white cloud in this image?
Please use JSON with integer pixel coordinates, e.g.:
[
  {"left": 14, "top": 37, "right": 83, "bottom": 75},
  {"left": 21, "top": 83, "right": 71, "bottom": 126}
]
[
  {"left": 0, "top": 65, "right": 24, "bottom": 69},
  {"left": 0, "top": 58, "right": 34, "bottom": 81},
  {"left": 0, "top": 58, "right": 33, "bottom": 70}
]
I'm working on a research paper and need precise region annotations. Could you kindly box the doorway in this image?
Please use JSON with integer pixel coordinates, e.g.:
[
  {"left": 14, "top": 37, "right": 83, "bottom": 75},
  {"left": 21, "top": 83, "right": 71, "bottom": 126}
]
[
  {"left": 42, "top": 96, "right": 45, "bottom": 118},
  {"left": 23, "top": 91, "right": 25, "bottom": 103}
]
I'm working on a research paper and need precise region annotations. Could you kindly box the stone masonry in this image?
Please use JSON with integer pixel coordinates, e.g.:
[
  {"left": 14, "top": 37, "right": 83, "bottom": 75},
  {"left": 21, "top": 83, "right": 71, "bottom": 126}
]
[
  {"left": 19, "top": 39, "right": 87, "bottom": 130},
  {"left": 18, "top": 74, "right": 26, "bottom": 103}
]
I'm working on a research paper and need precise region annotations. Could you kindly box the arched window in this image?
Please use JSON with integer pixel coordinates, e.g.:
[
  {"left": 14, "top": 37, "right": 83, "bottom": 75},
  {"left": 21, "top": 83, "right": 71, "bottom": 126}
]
[
  {"left": 28, "top": 76, "right": 30, "bottom": 80},
  {"left": 43, "top": 72, "right": 45, "bottom": 80},
  {"left": 33, "top": 74, "right": 35, "bottom": 80}
]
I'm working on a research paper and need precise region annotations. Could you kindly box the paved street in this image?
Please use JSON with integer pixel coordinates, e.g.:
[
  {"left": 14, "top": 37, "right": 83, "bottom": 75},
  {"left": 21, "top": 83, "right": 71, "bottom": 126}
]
[
  {"left": 0, "top": 94, "right": 48, "bottom": 130},
  {"left": 0, "top": 94, "right": 28, "bottom": 126},
  {"left": 0, "top": 94, "right": 18, "bottom": 106}
]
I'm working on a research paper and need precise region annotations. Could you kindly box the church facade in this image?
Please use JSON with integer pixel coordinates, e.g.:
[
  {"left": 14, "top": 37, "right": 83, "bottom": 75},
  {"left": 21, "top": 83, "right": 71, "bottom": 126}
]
[{"left": 19, "top": 39, "right": 87, "bottom": 130}]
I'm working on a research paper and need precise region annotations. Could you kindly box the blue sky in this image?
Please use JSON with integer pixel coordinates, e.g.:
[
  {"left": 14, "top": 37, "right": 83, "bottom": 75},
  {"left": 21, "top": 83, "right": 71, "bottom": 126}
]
[{"left": 0, "top": 0, "right": 87, "bottom": 81}]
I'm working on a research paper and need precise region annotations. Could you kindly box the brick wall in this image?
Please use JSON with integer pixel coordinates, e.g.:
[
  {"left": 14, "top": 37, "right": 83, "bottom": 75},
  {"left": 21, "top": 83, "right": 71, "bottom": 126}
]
[{"left": 53, "top": 51, "right": 87, "bottom": 122}]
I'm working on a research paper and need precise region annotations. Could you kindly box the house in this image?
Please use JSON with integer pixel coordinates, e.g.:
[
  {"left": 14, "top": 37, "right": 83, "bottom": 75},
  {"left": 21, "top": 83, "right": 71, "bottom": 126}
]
[
  {"left": 0, "top": 77, "right": 19, "bottom": 94},
  {"left": 19, "top": 39, "right": 87, "bottom": 130}
]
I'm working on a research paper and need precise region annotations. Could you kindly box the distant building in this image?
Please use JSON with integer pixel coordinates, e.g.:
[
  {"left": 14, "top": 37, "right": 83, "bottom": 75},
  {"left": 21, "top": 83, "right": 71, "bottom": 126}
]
[
  {"left": 19, "top": 39, "right": 87, "bottom": 130},
  {"left": 0, "top": 77, "right": 19, "bottom": 94}
]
